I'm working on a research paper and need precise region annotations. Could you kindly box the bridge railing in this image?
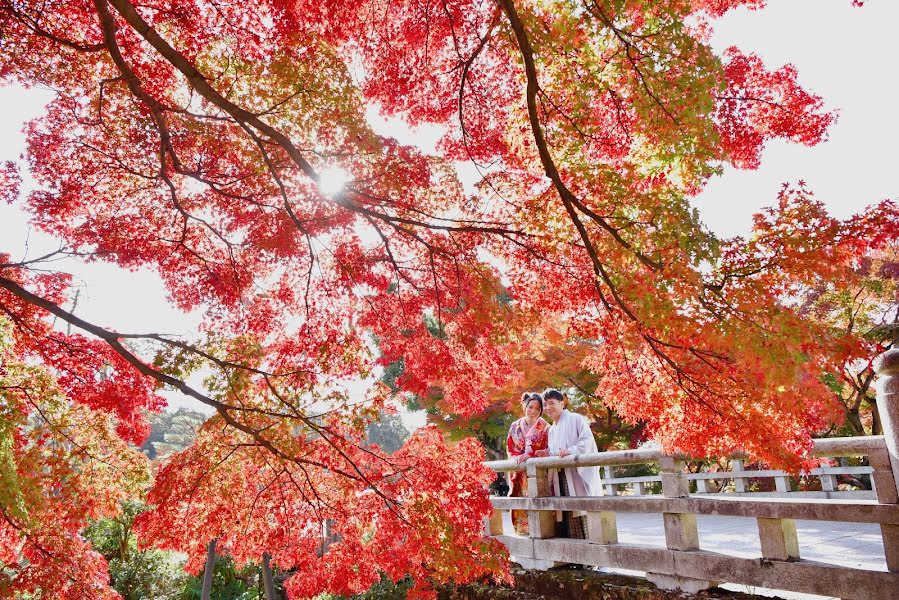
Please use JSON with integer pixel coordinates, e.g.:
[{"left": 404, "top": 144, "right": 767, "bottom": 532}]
[
  {"left": 482, "top": 350, "right": 899, "bottom": 600},
  {"left": 597, "top": 437, "right": 881, "bottom": 500}
]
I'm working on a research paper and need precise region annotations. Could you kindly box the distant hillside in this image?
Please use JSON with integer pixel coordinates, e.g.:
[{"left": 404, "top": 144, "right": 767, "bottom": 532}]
[
  {"left": 140, "top": 408, "right": 208, "bottom": 459},
  {"left": 139, "top": 408, "right": 408, "bottom": 459}
]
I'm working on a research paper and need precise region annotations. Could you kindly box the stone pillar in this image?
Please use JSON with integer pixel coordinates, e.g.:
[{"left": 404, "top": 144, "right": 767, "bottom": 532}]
[
  {"left": 603, "top": 466, "right": 617, "bottom": 496},
  {"left": 730, "top": 459, "right": 748, "bottom": 493},
  {"left": 882, "top": 524, "right": 899, "bottom": 573},
  {"left": 659, "top": 456, "right": 689, "bottom": 498},
  {"left": 874, "top": 349, "right": 899, "bottom": 572},
  {"left": 647, "top": 456, "right": 716, "bottom": 593},
  {"left": 874, "top": 349, "right": 899, "bottom": 496},
  {"left": 868, "top": 447, "right": 898, "bottom": 504},
  {"left": 818, "top": 470, "right": 837, "bottom": 492},
  {"left": 522, "top": 463, "right": 556, "bottom": 570},
  {"left": 526, "top": 463, "right": 555, "bottom": 539},
  {"left": 774, "top": 474, "right": 791, "bottom": 494},
  {"left": 587, "top": 511, "right": 618, "bottom": 545},
  {"left": 757, "top": 517, "right": 800, "bottom": 561},
  {"left": 484, "top": 507, "right": 504, "bottom": 537},
  {"left": 662, "top": 512, "right": 699, "bottom": 551}
]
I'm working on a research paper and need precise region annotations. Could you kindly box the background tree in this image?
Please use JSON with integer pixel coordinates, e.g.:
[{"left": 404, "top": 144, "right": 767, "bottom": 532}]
[
  {"left": 180, "top": 554, "right": 268, "bottom": 600},
  {"left": 0, "top": 317, "right": 151, "bottom": 598},
  {"left": 363, "top": 412, "right": 410, "bottom": 454},
  {"left": 808, "top": 241, "right": 899, "bottom": 436},
  {"left": 84, "top": 500, "right": 193, "bottom": 600}
]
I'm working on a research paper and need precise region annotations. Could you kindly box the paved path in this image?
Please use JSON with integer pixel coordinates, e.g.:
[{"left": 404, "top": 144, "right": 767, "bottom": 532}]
[
  {"left": 616, "top": 513, "right": 885, "bottom": 571},
  {"left": 501, "top": 512, "right": 886, "bottom": 599}
]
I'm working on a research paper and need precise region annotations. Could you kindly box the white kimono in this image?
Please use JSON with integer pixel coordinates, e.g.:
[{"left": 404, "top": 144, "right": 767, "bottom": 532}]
[{"left": 547, "top": 409, "right": 601, "bottom": 500}]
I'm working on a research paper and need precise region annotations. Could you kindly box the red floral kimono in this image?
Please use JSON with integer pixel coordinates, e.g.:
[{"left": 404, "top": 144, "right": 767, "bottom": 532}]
[{"left": 506, "top": 416, "right": 550, "bottom": 535}]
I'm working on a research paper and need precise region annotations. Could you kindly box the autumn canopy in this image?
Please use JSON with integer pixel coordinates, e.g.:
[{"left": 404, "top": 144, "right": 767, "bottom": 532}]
[{"left": 0, "top": 0, "right": 895, "bottom": 597}]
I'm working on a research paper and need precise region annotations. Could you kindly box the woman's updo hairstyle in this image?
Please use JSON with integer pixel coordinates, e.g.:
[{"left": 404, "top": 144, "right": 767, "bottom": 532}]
[{"left": 520, "top": 392, "right": 543, "bottom": 413}]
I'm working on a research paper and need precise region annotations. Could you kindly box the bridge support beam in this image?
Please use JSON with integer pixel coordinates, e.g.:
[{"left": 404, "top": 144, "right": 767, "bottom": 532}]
[{"left": 514, "top": 557, "right": 556, "bottom": 570}]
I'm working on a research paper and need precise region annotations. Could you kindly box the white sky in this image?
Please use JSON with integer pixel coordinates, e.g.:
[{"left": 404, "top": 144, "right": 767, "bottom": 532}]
[{"left": 1, "top": 0, "right": 896, "bottom": 419}]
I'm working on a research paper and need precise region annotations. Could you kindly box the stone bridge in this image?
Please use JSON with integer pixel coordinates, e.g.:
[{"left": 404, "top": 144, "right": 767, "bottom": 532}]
[{"left": 481, "top": 350, "right": 899, "bottom": 600}]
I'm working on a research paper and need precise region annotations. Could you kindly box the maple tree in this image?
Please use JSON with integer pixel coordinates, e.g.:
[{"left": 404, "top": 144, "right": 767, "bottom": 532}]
[
  {"left": 83, "top": 500, "right": 194, "bottom": 599},
  {"left": 805, "top": 240, "right": 899, "bottom": 437},
  {"left": 1, "top": 0, "right": 896, "bottom": 597},
  {"left": 0, "top": 317, "right": 151, "bottom": 598}
]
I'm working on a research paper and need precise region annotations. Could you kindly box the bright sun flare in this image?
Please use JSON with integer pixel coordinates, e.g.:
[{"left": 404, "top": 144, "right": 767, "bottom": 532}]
[{"left": 318, "top": 167, "right": 349, "bottom": 197}]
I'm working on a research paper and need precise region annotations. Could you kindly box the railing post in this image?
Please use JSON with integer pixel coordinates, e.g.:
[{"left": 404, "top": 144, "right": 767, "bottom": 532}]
[
  {"left": 874, "top": 349, "right": 899, "bottom": 572},
  {"left": 867, "top": 446, "right": 898, "bottom": 573},
  {"left": 819, "top": 470, "right": 837, "bottom": 492},
  {"left": 695, "top": 478, "right": 709, "bottom": 494},
  {"left": 526, "top": 463, "right": 555, "bottom": 539},
  {"left": 774, "top": 474, "right": 791, "bottom": 493},
  {"left": 603, "top": 466, "right": 617, "bottom": 496},
  {"left": 757, "top": 518, "right": 800, "bottom": 561},
  {"left": 647, "top": 456, "right": 716, "bottom": 594},
  {"left": 660, "top": 456, "right": 689, "bottom": 498},
  {"left": 514, "top": 462, "right": 558, "bottom": 571},
  {"left": 484, "top": 506, "right": 504, "bottom": 537},
  {"left": 868, "top": 448, "right": 898, "bottom": 504},
  {"left": 875, "top": 349, "right": 899, "bottom": 497},
  {"left": 586, "top": 510, "right": 618, "bottom": 545},
  {"left": 660, "top": 458, "right": 697, "bottom": 552},
  {"left": 730, "top": 459, "right": 748, "bottom": 492}
]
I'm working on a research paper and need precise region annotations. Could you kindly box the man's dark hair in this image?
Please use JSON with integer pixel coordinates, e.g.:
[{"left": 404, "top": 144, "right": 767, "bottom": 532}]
[{"left": 542, "top": 388, "right": 564, "bottom": 403}]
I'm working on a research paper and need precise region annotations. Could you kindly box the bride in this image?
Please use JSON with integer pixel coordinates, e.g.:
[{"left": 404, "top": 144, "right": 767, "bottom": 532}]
[{"left": 505, "top": 392, "right": 550, "bottom": 535}]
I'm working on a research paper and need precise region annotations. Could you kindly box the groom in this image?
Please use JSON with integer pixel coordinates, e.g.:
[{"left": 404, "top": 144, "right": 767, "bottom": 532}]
[{"left": 534, "top": 388, "right": 599, "bottom": 539}]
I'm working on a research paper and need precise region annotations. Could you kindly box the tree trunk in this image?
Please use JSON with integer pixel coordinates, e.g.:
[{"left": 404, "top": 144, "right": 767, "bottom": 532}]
[
  {"left": 201, "top": 538, "right": 217, "bottom": 600},
  {"left": 262, "top": 552, "right": 277, "bottom": 600},
  {"left": 845, "top": 408, "right": 865, "bottom": 437},
  {"left": 872, "top": 398, "right": 883, "bottom": 436}
]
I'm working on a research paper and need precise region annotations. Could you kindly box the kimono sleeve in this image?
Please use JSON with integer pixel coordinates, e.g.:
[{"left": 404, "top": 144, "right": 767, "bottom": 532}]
[
  {"left": 567, "top": 414, "right": 598, "bottom": 456},
  {"left": 506, "top": 423, "right": 523, "bottom": 459}
]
